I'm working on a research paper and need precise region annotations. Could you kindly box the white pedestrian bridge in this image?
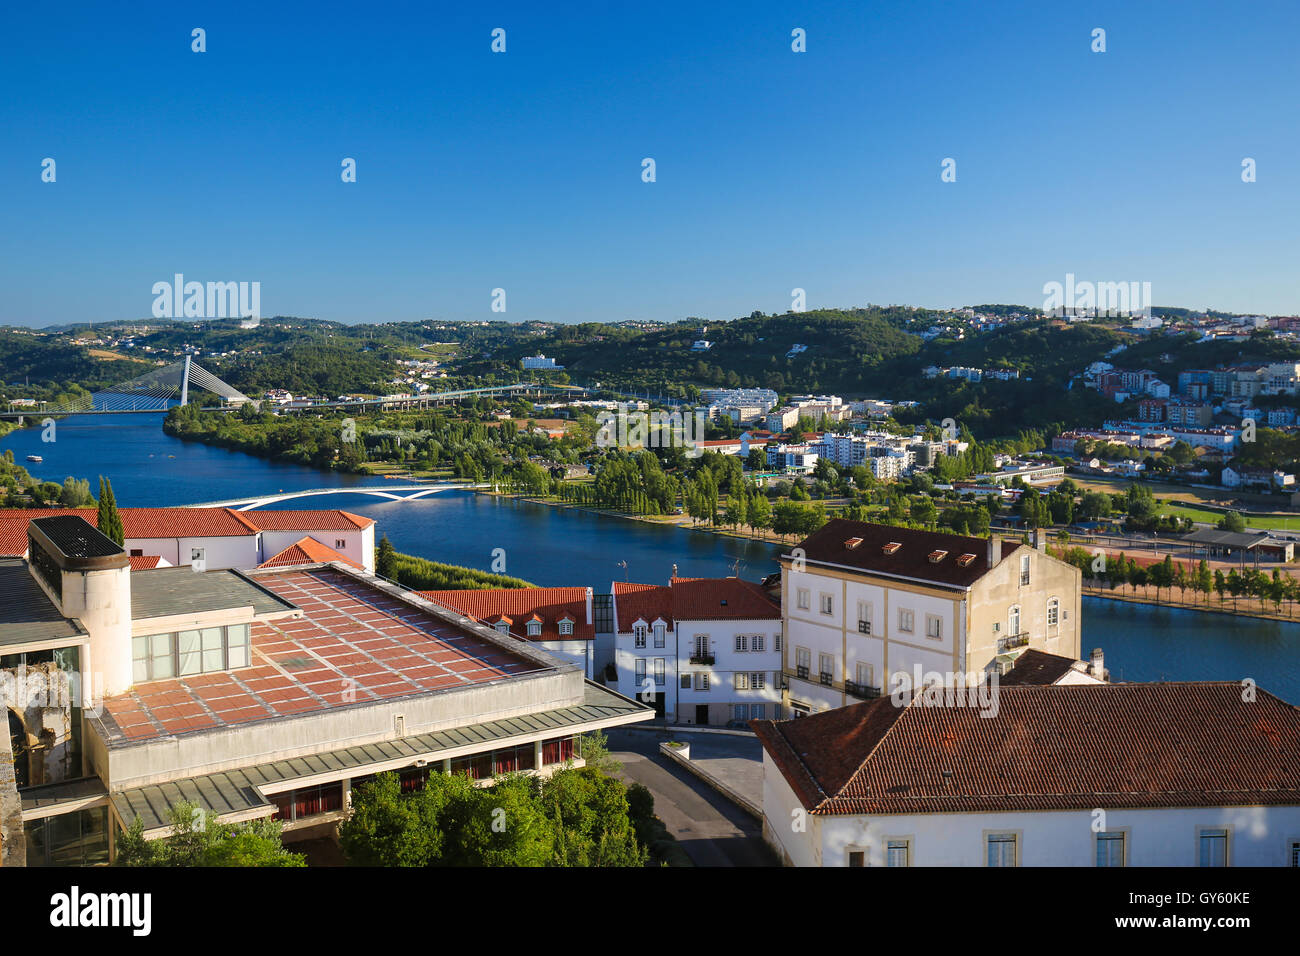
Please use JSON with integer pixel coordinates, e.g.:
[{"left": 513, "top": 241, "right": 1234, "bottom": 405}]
[{"left": 183, "top": 483, "right": 487, "bottom": 511}]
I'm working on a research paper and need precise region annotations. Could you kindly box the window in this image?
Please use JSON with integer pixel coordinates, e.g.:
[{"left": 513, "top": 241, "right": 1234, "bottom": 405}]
[
  {"left": 652, "top": 622, "right": 665, "bottom": 647},
  {"left": 736, "top": 672, "right": 750, "bottom": 690},
  {"left": 774, "top": 630, "right": 782, "bottom": 652},
  {"left": 848, "top": 850, "right": 865, "bottom": 867},
  {"left": 751, "top": 672, "right": 766, "bottom": 690},
  {"left": 795, "top": 647, "right": 811, "bottom": 679},
  {"left": 885, "top": 839, "right": 911, "bottom": 867},
  {"left": 133, "top": 623, "right": 251, "bottom": 682},
  {"left": 495, "top": 620, "right": 510, "bottom": 635},
  {"left": 752, "top": 634, "right": 765, "bottom": 652},
  {"left": 1096, "top": 832, "right": 1126, "bottom": 867},
  {"left": 680, "top": 674, "right": 691, "bottom": 689},
  {"left": 190, "top": 547, "right": 205, "bottom": 565},
  {"left": 1199, "top": 828, "right": 1228, "bottom": 867},
  {"left": 695, "top": 672, "right": 710, "bottom": 690},
  {"left": 796, "top": 588, "right": 810, "bottom": 610},
  {"left": 1047, "top": 598, "right": 1059, "bottom": 628},
  {"left": 559, "top": 619, "right": 574, "bottom": 636},
  {"left": 634, "top": 659, "right": 646, "bottom": 684},
  {"left": 634, "top": 623, "right": 647, "bottom": 648},
  {"left": 898, "top": 608, "right": 914, "bottom": 633},
  {"left": 653, "top": 658, "right": 666, "bottom": 686},
  {"left": 751, "top": 704, "right": 764, "bottom": 719},
  {"left": 526, "top": 620, "right": 542, "bottom": 637},
  {"left": 733, "top": 704, "right": 748, "bottom": 721},
  {"left": 856, "top": 662, "right": 875, "bottom": 688},
  {"left": 335, "top": 539, "right": 346, "bottom": 549},
  {"left": 1289, "top": 840, "right": 1300, "bottom": 867},
  {"left": 925, "top": 615, "right": 942, "bottom": 640},
  {"left": 1020, "top": 555, "right": 1030, "bottom": 586},
  {"left": 819, "top": 653, "right": 834, "bottom": 686},
  {"left": 129, "top": 549, "right": 143, "bottom": 557},
  {"left": 857, "top": 601, "right": 872, "bottom": 634},
  {"left": 987, "top": 832, "right": 1018, "bottom": 867},
  {"left": 693, "top": 635, "right": 710, "bottom": 660},
  {"left": 735, "top": 634, "right": 748, "bottom": 653},
  {"left": 819, "top": 593, "right": 834, "bottom": 615},
  {"left": 1009, "top": 605, "right": 1021, "bottom": 636}
]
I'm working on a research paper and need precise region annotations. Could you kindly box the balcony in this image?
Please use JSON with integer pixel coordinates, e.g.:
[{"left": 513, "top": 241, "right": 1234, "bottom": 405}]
[
  {"left": 795, "top": 664, "right": 809, "bottom": 680},
  {"left": 844, "top": 680, "right": 881, "bottom": 700},
  {"left": 819, "top": 672, "right": 834, "bottom": 687},
  {"left": 689, "top": 654, "right": 715, "bottom": 666},
  {"left": 997, "top": 632, "right": 1030, "bottom": 653}
]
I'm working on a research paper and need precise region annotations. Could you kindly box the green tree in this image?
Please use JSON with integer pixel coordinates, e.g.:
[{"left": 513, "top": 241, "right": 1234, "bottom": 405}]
[
  {"left": 1218, "top": 510, "right": 1247, "bottom": 533},
  {"left": 115, "top": 801, "right": 305, "bottom": 867},
  {"left": 96, "top": 476, "right": 125, "bottom": 546},
  {"left": 376, "top": 534, "right": 398, "bottom": 579}
]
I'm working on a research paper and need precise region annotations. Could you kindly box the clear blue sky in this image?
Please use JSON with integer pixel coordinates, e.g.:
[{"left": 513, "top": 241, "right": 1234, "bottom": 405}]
[{"left": 2, "top": 0, "right": 1297, "bottom": 327}]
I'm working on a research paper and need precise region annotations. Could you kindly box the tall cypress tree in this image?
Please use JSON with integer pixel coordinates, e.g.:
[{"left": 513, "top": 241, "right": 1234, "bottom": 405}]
[{"left": 97, "top": 476, "right": 125, "bottom": 546}]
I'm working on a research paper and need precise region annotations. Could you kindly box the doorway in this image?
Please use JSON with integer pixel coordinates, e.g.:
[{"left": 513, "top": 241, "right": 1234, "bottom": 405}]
[{"left": 695, "top": 704, "right": 709, "bottom": 726}]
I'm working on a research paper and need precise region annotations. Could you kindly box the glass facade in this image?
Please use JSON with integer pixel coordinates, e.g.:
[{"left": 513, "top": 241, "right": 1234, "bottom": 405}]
[
  {"left": 132, "top": 623, "right": 251, "bottom": 682},
  {"left": 24, "top": 806, "right": 110, "bottom": 867}
]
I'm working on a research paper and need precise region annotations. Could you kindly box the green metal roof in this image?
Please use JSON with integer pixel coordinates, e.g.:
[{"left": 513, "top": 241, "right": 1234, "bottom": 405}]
[
  {"left": 0, "top": 559, "right": 88, "bottom": 649},
  {"left": 111, "top": 681, "right": 652, "bottom": 832}
]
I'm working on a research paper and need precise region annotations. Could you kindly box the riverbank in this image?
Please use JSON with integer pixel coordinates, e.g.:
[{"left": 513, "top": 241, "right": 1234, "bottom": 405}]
[{"left": 1081, "top": 584, "right": 1300, "bottom": 624}]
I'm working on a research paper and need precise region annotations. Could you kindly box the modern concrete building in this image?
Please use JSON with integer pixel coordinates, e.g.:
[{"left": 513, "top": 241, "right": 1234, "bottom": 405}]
[
  {"left": 781, "top": 520, "right": 1082, "bottom": 716},
  {"left": 754, "top": 681, "right": 1300, "bottom": 867},
  {"left": 2, "top": 516, "right": 650, "bottom": 866}
]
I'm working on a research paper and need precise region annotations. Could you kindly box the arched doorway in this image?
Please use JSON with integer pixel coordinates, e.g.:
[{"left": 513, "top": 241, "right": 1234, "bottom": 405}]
[{"left": 8, "top": 709, "right": 29, "bottom": 789}]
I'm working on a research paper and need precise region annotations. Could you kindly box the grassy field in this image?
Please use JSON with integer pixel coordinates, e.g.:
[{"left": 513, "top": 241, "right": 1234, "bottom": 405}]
[{"left": 1157, "top": 502, "right": 1300, "bottom": 531}]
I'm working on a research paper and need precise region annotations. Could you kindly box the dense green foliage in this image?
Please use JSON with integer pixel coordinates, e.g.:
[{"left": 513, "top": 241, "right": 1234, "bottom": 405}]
[
  {"left": 339, "top": 764, "right": 650, "bottom": 867},
  {"left": 385, "top": 548, "right": 533, "bottom": 590},
  {"left": 96, "top": 476, "right": 124, "bottom": 544},
  {"left": 115, "top": 800, "right": 306, "bottom": 867}
]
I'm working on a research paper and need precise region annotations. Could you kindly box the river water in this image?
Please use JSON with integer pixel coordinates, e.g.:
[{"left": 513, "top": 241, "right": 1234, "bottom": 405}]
[{"left": 4, "top": 414, "right": 1298, "bottom": 700}]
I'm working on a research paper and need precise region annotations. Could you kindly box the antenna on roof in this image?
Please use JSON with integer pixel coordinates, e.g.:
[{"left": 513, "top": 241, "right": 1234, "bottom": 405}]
[
  {"left": 729, "top": 557, "right": 743, "bottom": 578},
  {"left": 618, "top": 559, "right": 628, "bottom": 582}
]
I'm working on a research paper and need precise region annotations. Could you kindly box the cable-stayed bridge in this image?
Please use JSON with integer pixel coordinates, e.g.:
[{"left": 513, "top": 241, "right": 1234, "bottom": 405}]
[{"left": 0, "top": 356, "right": 248, "bottom": 419}]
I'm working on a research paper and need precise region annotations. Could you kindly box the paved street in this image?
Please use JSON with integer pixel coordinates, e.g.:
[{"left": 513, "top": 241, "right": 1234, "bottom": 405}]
[{"left": 606, "top": 727, "right": 777, "bottom": 867}]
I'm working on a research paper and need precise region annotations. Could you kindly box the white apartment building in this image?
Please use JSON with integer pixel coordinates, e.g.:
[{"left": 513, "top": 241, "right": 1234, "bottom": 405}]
[
  {"left": 754, "top": 680, "right": 1300, "bottom": 867},
  {"left": 612, "top": 575, "right": 782, "bottom": 725},
  {"left": 781, "top": 520, "right": 1081, "bottom": 716}
]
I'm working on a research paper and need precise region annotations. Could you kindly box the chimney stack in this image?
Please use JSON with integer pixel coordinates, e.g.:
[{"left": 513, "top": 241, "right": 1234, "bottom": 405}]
[
  {"left": 1032, "top": 527, "right": 1044, "bottom": 552},
  {"left": 987, "top": 534, "right": 1000, "bottom": 568},
  {"left": 671, "top": 563, "right": 678, "bottom": 583}
]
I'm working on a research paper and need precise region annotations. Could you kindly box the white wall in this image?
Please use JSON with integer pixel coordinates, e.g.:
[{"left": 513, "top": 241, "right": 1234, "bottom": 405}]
[
  {"left": 128, "top": 535, "right": 257, "bottom": 571},
  {"left": 260, "top": 527, "right": 372, "bottom": 571},
  {"left": 538, "top": 639, "right": 594, "bottom": 678},
  {"left": 803, "top": 805, "right": 1300, "bottom": 867}
]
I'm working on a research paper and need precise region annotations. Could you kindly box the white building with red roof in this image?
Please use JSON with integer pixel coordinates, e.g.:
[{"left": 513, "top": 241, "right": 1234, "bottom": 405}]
[
  {"left": 611, "top": 574, "right": 782, "bottom": 725},
  {"left": 416, "top": 587, "right": 595, "bottom": 677},
  {"left": 0, "top": 506, "right": 375, "bottom": 573}
]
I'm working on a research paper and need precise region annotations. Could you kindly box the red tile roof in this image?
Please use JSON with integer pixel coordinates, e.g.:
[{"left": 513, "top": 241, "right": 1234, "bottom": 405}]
[
  {"left": 998, "top": 648, "right": 1083, "bottom": 686},
  {"left": 753, "top": 682, "right": 1300, "bottom": 815},
  {"left": 99, "top": 568, "right": 546, "bottom": 743},
  {"left": 0, "top": 507, "right": 373, "bottom": 556},
  {"left": 128, "top": 555, "right": 163, "bottom": 570},
  {"left": 612, "top": 577, "right": 779, "bottom": 632},
  {"left": 242, "top": 509, "right": 373, "bottom": 531},
  {"left": 790, "top": 519, "right": 1022, "bottom": 590},
  {"left": 259, "top": 536, "right": 362, "bottom": 570},
  {"left": 418, "top": 587, "right": 593, "bottom": 641}
]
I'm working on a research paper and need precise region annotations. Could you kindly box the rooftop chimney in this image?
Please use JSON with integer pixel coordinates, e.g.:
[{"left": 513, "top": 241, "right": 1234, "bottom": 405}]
[
  {"left": 987, "top": 534, "right": 1001, "bottom": 569},
  {"left": 1032, "top": 527, "right": 1045, "bottom": 552}
]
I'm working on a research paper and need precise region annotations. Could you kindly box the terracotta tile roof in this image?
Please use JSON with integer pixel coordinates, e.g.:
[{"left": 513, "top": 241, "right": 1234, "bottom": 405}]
[
  {"left": 790, "top": 518, "right": 1021, "bottom": 590},
  {"left": 999, "top": 648, "right": 1081, "bottom": 686},
  {"left": 612, "top": 582, "right": 672, "bottom": 632},
  {"left": 241, "top": 509, "right": 374, "bottom": 531},
  {"left": 99, "top": 568, "right": 546, "bottom": 743},
  {"left": 753, "top": 682, "right": 1300, "bottom": 815},
  {"left": 0, "top": 507, "right": 373, "bottom": 556},
  {"left": 417, "top": 587, "right": 593, "bottom": 641},
  {"left": 259, "top": 536, "right": 362, "bottom": 570},
  {"left": 612, "top": 577, "right": 779, "bottom": 631},
  {"left": 128, "top": 555, "right": 163, "bottom": 570}
]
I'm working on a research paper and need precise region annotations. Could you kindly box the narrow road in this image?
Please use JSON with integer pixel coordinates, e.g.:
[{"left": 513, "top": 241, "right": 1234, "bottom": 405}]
[{"left": 605, "top": 728, "right": 776, "bottom": 867}]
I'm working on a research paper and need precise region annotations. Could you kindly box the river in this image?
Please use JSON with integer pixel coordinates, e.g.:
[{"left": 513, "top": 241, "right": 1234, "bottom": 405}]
[{"left": 4, "top": 414, "right": 1298, "bottom": 700}]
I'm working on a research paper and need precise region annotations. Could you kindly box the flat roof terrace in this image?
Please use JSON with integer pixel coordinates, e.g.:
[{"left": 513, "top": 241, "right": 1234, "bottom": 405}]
[{"left": 99, "top": 567, "right": 551, "bottom": 745}]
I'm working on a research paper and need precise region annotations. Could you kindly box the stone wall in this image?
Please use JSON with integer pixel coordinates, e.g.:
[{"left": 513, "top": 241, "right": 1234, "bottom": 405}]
[{"left": 0, "top": 723, "right": 24, "bottom": 867}]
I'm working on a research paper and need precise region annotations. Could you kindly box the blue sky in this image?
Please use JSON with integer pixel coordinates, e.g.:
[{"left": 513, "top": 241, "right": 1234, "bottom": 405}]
[{"left": 2, "top": 0, "right": 1297, "bottom": 327}]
